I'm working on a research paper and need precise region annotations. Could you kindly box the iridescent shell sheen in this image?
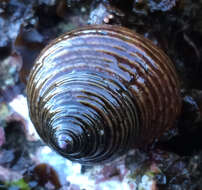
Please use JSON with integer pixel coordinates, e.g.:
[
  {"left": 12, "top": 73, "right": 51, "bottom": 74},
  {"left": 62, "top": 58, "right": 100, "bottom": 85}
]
[{"left": 27, "top": 25, "right": 181, "bottom": 164}]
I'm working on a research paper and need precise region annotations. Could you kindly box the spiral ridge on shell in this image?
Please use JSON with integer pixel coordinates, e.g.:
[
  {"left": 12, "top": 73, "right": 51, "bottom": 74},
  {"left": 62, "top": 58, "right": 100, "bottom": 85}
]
[{"left": 27, "top": 25, "right": 181, "bottom": 164}]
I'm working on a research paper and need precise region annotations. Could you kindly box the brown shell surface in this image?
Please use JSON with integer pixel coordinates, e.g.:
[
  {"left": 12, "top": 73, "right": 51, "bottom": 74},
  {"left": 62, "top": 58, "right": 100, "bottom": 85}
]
[{"left": 27, "top": 25, "right": 181, "bottom": 164}]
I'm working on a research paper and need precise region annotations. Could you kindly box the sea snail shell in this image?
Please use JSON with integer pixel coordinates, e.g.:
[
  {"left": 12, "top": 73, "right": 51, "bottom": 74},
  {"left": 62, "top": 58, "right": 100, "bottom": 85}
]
[{"left": 27, "top": 25, "right": 181, "bottom": 164}]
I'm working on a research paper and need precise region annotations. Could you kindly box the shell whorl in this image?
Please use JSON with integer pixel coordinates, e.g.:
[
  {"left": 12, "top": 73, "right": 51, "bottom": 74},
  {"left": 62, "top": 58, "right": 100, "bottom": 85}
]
[{"left": 27, "top": 25, "right": 181, "bottom": 164}]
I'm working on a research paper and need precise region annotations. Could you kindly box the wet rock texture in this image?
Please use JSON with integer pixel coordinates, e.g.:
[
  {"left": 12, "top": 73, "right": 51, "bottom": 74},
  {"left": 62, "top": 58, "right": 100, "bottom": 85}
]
[{"left": 0, "top": 0, "right": 202, "bottom": 189}]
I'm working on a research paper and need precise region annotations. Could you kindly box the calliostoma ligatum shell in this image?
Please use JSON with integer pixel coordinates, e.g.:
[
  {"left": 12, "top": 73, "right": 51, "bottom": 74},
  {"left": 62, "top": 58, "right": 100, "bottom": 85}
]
[{"left": 27, "top": 25, "right": 181, "bottom": 165}]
